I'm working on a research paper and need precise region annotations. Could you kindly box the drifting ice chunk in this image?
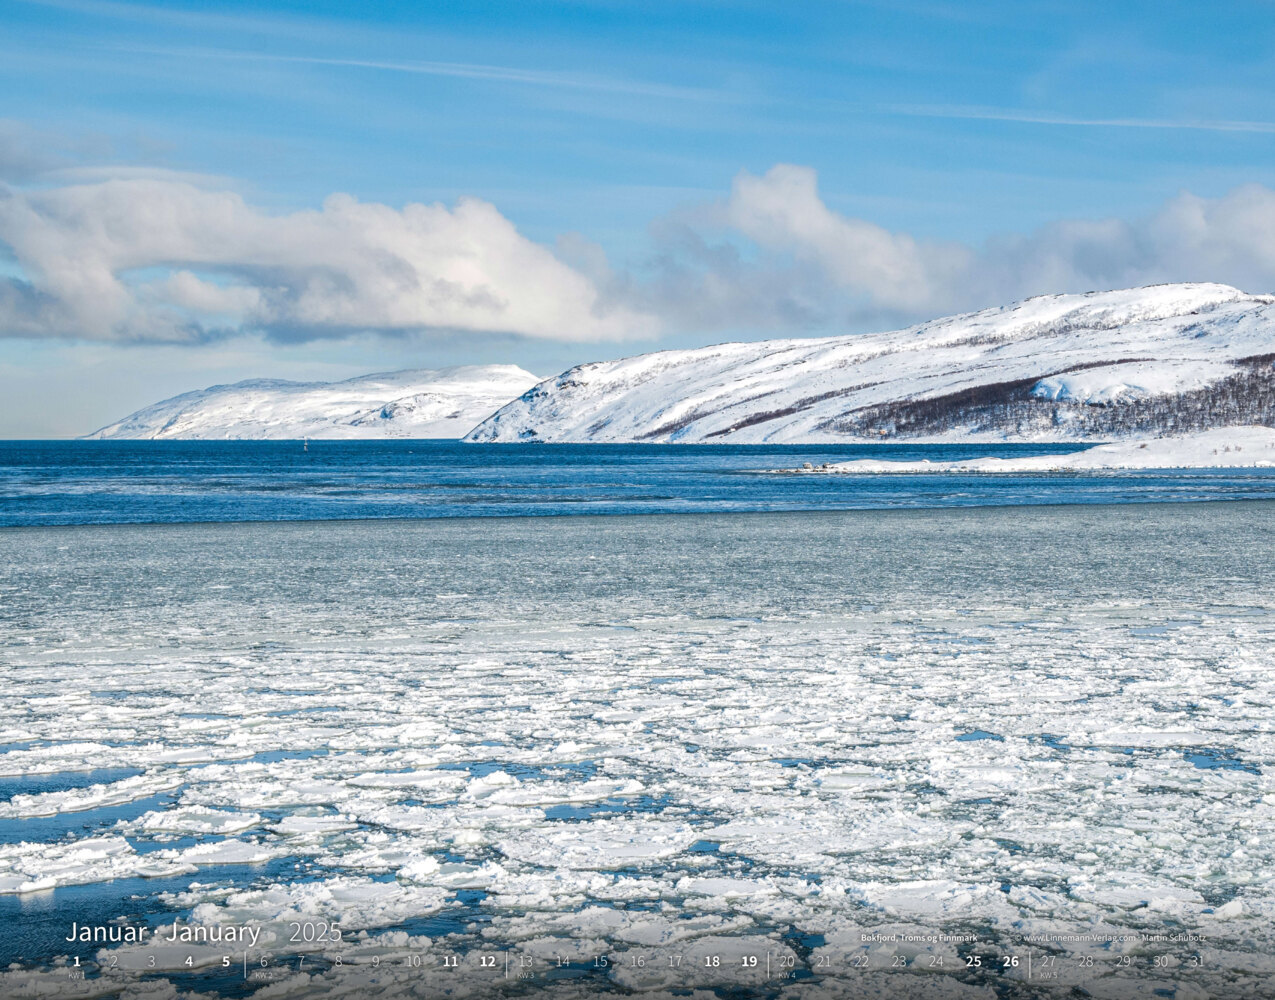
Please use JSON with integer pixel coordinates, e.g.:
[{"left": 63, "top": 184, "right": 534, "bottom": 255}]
[
  {"left": 497, "top": 818, "right": 699, "bottom": 870},
  {"left": 0, "top": 770, "right": 184, "bottom": 818},
  {"left": 0, "top": 836, "right": 195, "bottom": 894}
]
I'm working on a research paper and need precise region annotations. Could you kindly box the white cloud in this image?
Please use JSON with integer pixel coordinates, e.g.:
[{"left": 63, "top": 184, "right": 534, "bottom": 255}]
[
  {"left": 722, "top": 164, "right": 972, "bottom": 314},
  {"left": 5, "top": 162, "right": 1275, "bottom": 348},
  {"left": 966, "top": 183, "right": 1275, "bottom": 308},
  {"left": 648, "top": 165, "right": 1275, "bottom": 331},
  {"left": 0, "top": 177, "right": 657, "bottom": 343}
]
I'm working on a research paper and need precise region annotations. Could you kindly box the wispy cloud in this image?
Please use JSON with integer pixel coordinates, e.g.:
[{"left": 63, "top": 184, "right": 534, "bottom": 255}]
[
  {"left": 0, "top": 119, "right": 64, "bottom": 180},
  {"left": 878, "top": 102, "right": 1275, "bottom": 135},
  {"left": 122, "top": 45, "right": 730, "bottom": 104},
  {"left": 12, "top": 0, "right": 313, "bottom": 37},
  {"left": 16, "top": 0, "right": 730, "bottom": 105},
  {"left": 44, "top": 165, "right": 239, "bottom": 187}
]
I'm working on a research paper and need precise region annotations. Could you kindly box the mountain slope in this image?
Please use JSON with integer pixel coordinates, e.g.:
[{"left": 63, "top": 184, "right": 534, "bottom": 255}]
[
  {"left": 467, "top": 284, "right": 1275, "bottom": 444},
  {"left": 88, "top": 365, "right": 540, "bottom": 440}
]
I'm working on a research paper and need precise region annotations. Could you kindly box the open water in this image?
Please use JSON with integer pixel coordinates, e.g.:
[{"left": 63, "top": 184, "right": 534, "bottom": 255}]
[{"left": 6, "top": 440, "right": 1275, "bottom": 526}]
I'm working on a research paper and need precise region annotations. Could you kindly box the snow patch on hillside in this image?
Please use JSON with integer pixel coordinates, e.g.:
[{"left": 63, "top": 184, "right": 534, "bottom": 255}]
[
  {"left": 1029, "top": 359, "right": 1241, "bottom": 405},
  {"left": 775, "top": 426, "right": 1275, "bottom": 474}
]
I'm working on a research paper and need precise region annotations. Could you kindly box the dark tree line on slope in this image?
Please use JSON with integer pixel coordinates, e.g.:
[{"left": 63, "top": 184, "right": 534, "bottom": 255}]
[{"left": 827, "top": 358, "right": 1275, "bottom": 439}]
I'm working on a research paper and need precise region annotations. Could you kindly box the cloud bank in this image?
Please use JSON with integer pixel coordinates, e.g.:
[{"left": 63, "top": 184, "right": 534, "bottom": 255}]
[
  {"left": 2, "top": 157, "right": 1275, "bottom": 346},
  {"left": 0, "top": 175, "right": 654, "bottom": 343},
  {"left": 645, "top": 164, "right": 1275, "bottom": 332}
]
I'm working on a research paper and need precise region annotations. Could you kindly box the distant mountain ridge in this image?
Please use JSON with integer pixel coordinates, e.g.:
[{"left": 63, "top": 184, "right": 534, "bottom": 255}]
[
  {"left": 88, "top": 365, "right": 541, "bottom": 440},
  {"left": 466, "top": 283, "right": 1275, "bottom": 443},
  {"left": 88, "top": 284, "right": 1275, "bottom": 444}
]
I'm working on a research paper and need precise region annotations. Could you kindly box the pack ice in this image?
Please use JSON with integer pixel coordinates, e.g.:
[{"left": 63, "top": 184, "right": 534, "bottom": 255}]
[{"left": 2, "top": 506, "right": 1273, "bottom": 998}]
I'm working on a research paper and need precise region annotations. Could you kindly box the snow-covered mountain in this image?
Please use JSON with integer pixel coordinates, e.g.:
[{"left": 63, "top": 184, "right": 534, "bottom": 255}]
[
  {"left": 88, "top": 365, "right": 540, "bottom": 440},
  {"left": 467, "top": 283, "right": 1275, "bottom": 443}
]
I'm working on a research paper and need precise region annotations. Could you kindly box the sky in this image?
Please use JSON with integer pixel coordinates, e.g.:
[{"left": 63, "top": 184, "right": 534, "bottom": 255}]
[{"left": 3, "top": 0, "right": 1275, "bottom": 437}]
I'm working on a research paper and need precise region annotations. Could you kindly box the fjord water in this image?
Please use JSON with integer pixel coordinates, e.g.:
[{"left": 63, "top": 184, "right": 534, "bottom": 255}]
[
  {"left": 7, "top": 439, "right": 1275, "bottom": 526},
  {"left": 2, "top": 500, "right": 1274, "bottom": 997}
]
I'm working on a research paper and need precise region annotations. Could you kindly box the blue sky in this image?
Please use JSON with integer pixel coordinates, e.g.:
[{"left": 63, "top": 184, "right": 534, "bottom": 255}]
[{"left": 3, "top": 0, "right": 1275, "bottom": 436}]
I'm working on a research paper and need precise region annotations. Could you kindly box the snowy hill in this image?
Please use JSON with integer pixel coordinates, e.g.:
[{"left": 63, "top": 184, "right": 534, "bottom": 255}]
[
  {"left": 88, "top": 365, "right": 541, "bottom": 440},
  {"left": 467, "top": 284, "right": 1275, "bottom": 443}
]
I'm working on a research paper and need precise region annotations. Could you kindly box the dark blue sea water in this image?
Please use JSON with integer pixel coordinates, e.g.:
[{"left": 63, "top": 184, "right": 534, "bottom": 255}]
[{"left": 5, "top": 440, "right": 1275, "bottom": 526}]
